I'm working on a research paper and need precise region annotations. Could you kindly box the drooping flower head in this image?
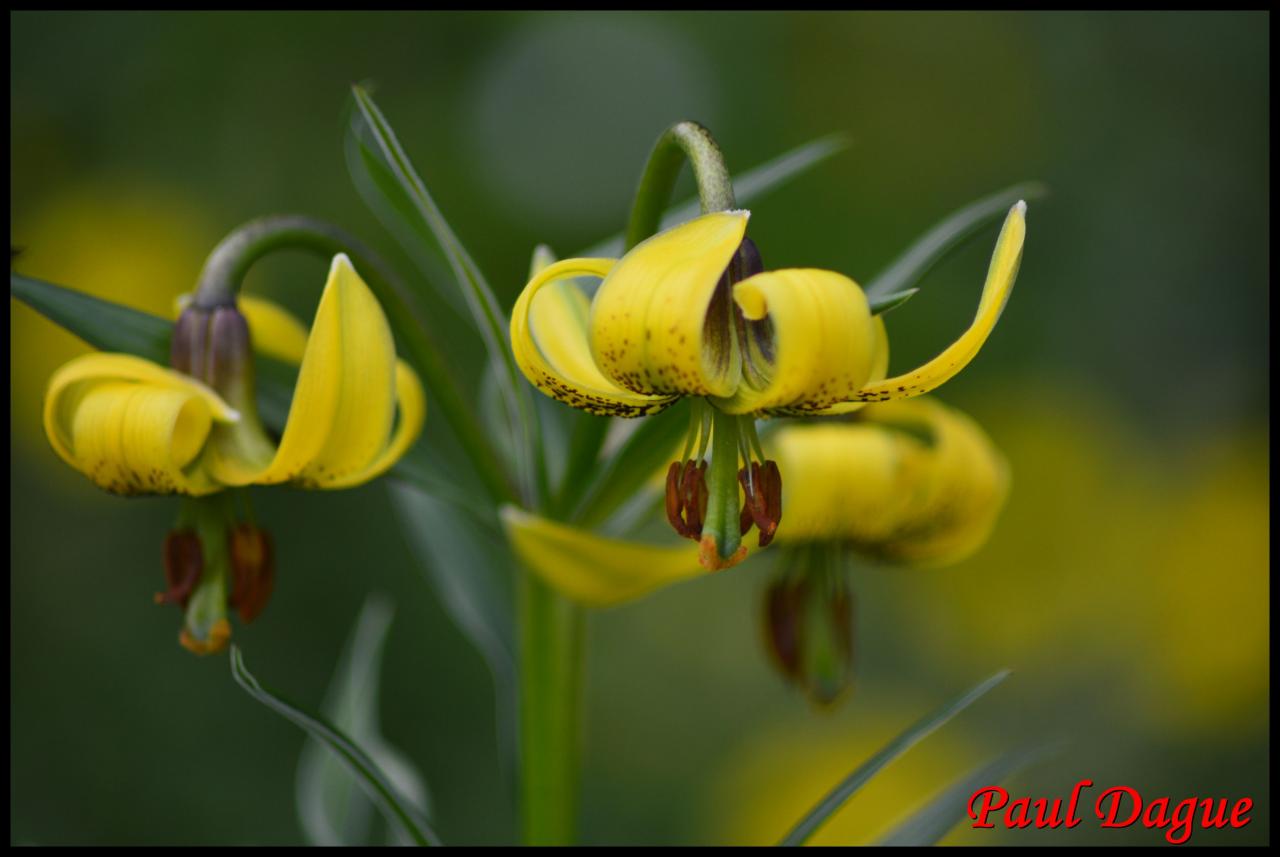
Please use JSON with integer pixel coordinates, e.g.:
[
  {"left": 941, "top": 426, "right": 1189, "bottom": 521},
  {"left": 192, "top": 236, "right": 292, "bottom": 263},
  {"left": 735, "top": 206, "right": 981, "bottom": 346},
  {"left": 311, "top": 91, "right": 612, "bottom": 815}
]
[
  {"left": 41, "top": 253, "right": 425, "bottom": 652},
  {"left": 511, "top": 201, "right": 1025, "bottom": 568},
  {"left": 762, "top": 397, "right": 1010, "bottom": 706}
]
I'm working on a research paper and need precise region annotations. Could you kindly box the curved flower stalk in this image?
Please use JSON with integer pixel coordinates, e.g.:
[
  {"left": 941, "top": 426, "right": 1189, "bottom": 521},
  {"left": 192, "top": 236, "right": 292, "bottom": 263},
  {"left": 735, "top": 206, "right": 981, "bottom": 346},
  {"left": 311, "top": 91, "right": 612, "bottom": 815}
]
[
  {"left": 511, "top": 152, "right": 1026, "bottom": 568},
  {"left": 39, "top": 234, "right": 426, "bottom": 653}
]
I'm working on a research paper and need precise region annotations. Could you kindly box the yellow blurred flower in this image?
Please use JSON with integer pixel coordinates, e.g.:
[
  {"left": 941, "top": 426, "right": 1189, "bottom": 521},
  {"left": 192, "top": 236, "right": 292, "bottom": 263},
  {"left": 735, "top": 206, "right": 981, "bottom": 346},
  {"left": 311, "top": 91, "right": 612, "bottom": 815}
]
[{"left": 890, "top": 388, "right": 1268, "bottom": 738}]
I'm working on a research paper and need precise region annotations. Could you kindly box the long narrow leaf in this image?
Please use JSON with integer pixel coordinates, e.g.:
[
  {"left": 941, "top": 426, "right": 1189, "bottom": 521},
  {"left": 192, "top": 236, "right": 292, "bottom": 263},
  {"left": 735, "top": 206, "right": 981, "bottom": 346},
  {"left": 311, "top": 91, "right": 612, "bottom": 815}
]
[
  {"left": 296, "top": 595, "right": 432, "bottom": 847},
  {"left": 778, "top": 670, "right": 1011, "bottom": 847},
  {"left": 577, "top": 134, "right": 850, "bottom": 258},
  {"left": 11, "top": 273, "right": 171, "bottom": 363},
  {"left": 876, "top": 743, "right": 1057, "bottom": 846},
  {"left": 230, "top": 646, "right": 440, "bottom": 847},
  {"left": 864, "top": 182, "right": 1048, "bottom": 301},
  {"left": 349, "top": 86, "right": 544, "bottom": 506},
  {"left": 344, "top": 118, "right": 474, "bottom": 326}
]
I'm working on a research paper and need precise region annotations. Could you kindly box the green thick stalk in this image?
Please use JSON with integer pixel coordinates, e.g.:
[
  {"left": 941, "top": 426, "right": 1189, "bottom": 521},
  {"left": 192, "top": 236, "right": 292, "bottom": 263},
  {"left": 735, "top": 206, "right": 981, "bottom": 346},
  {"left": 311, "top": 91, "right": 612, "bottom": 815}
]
[
  {"left": 518, "top": 572, "right": 584, "bottom": 845},
  {"left": 194, "top": 215, "right": 514, "bottom": 505},
  {"left": 518, "top": 122, "right": 736, "bottom": 845}
]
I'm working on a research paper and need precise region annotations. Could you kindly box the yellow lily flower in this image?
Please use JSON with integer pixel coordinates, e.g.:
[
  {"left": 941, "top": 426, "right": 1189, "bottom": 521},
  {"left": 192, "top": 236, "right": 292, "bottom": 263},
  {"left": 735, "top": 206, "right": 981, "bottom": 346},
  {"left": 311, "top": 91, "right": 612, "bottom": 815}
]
[
  {"left": 43, "top": 254, "right": 425, "bottom": 496},
  {"left": 770, "top": 397, "right": 1010, "bottom": 565},
  {"left": 510, "top": 202, "right": 1025, "bottom": 568},
  {"left": 40, "top": 253, "right": 425, "bottom": 654},
  {"left": 761, "top": 397, "right": 1009, "bottom": 705}
]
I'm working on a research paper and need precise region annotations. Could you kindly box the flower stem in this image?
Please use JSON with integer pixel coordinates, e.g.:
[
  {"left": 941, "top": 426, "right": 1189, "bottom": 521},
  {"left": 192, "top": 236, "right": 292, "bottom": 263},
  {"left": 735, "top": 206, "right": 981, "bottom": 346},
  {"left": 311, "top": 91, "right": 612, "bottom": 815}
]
[
  {"left": 193, "top": 215, "right": 515, "bottom": 505},
  {"left": 625, "top": 121, "right": 737, "bottom": 251},
  {"left": 518, "top": 571, "right": 584, "bottom": 845}
]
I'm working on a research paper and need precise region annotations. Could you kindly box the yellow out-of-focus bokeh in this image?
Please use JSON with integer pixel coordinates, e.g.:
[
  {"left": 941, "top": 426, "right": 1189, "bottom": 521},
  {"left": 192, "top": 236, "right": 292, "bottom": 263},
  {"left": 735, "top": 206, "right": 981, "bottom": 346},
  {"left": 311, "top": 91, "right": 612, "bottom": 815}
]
[
  {"left": 895, "top": 387, "right": 1269, "bottom": 740},
  {"left": 10, "top": 180, "right": 214, "bottom": 456}
]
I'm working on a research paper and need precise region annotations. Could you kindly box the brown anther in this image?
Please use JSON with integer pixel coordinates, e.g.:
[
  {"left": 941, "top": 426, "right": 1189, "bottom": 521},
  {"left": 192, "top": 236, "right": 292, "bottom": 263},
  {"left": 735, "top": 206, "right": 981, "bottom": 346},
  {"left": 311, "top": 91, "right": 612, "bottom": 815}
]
[
  {"left": 664, "top": 459, "right": 710, "bottom": 541},
  {"left": 738, "top": 460, "right": 783, "bottom": 547},
  {"left": 157, "top": 529, "right": 203, "bottom": 609},
  {"left": 764, "top": 578, "right": 804, "bottom": 681},
  {"left": 665, "top": 462, "right": 688, "bottom": 537},
  {"left": 227, "top": 524, "right": 275, "bottom": 624}
]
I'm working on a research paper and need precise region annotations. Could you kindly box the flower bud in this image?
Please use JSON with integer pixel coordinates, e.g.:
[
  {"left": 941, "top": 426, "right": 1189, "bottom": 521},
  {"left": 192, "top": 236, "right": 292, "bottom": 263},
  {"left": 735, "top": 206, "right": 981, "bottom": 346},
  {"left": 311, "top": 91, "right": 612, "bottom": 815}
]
[{"left": 170, "top": 302, "right": 255, "bottom": 403}]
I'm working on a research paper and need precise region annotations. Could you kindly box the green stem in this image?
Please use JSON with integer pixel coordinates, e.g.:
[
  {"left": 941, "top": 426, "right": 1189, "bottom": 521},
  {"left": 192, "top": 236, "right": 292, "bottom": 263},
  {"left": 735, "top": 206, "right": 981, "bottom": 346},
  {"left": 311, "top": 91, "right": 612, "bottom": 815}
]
[
  {"left": 517, "top": 122, "right": 735, "bottom": 844},
  {"left": 518, "top": 572, "right": 584, "bottom": 845},
  {"left": 625, "top": 121, "right": 737, "bottom": 251},
  {"left": 193, "top": 215, "right": 515, "bottom": 505},
  {"left": 703, "top": 408, "right": 744, "bottom": 564}
]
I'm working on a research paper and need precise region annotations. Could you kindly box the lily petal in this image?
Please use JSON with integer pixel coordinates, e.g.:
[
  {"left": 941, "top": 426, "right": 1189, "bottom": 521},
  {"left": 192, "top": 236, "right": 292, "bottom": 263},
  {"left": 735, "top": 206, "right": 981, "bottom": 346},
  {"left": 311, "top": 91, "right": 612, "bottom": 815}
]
[
  {"left": 590, "top": 211, "right": 749, "bottom": 399},
  {"left": 501, "top": 506, "right": 706, "bottom": 607},
  {"left": 718, "top": 268, "right": 880, "bottom": 414},
  {"left": 848, "top": 201, "right": 1026, "bottom": 402},
  {"left": 209, "top": 254, "right": 410, "bottom": 488},
  {"left": 43, "top": 353, "right": 238, "bottom": 496},
  {"left": 321, "top": 359, "right": 426, "bottom": 489},
  {"left": 859, "top": 399, "right": 1009, "bottom": 564},
  {"left": 771, "top": 398, "right": 1009, "bottom": 565},
  {"left": 238, "top": 295, "right": 310, "bottom": 364},
  {"left": 511, "top": 257, "right": 677, "bottom": 417}
]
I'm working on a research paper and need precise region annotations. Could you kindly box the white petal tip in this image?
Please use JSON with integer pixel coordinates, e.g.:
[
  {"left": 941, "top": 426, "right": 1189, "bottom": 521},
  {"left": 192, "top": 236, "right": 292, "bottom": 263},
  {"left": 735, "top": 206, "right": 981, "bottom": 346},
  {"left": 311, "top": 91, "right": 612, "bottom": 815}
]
[
  {"left": 1013, "top": 200, "right": 1027, "bottom": 215},
  {"left": 330, "top": 252, "right": 355, "bottom": 275}
]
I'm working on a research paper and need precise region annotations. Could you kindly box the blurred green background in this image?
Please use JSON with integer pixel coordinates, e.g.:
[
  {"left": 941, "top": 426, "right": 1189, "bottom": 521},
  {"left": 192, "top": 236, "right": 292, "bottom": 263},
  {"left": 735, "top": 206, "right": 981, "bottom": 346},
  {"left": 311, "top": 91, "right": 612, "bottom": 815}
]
[{"left": 10, "top": 11, "right": 1268, "bottom": 846}]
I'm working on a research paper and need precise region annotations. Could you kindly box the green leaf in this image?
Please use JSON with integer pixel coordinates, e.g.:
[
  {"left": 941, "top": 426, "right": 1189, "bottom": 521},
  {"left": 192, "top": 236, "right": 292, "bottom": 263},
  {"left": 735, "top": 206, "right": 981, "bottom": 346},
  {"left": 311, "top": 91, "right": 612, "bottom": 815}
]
[
  {"left": 568, "top": 399, "right": 692, "bottom": 529},
  {"left": 296, "top": 594, "right": 433, "bottom": 847},
  {"left": 343, "top": 114, "right": 474, "bottom": 328},
  {"left": 868, "top": 287, "right": 919, "bottom": 316},
  {"left": 864, "top": 182, "right": 1047, "bottom": 301},
  {"left": 577, "top": 134, "right": 850, "bottom": 259},
  {"left": 11, "top": 273, "right": 171, "bottom": 363},
  {"left": 386, "top": 481, "right": 519, "bottom": 787},
  {"left": 876, "top": 744, "right": 1057, "bottom": 846},
  {"left": 349, "top": 85, "right": 545, "bottom": 506},
  {"left": 777, "top": 670, "right": 1012, "bottom": 847},
  {"left": 229, "top": 646, "right": 440, "bottom": 847}
]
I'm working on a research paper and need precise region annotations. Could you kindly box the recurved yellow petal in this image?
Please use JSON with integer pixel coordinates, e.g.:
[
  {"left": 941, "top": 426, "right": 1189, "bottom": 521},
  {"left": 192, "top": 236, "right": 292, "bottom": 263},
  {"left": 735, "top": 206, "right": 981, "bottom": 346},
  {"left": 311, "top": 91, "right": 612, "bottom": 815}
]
[
  {"left": 850, "top": 201, "right": 1026, "bottom": 402},
  {"left": 718, "top": 269, "right": 880, "bottom": 414},
  {"left": 511, "top": 257, "right": 677, "bottom": 417},
  {"left": 590, "top": 211, "right": 749, "bottom": 399},
  {"left": 43, "top": 353, "right": 238, "bottom": 496},
  {"left": 209, "top": 254, "right": 419, "bottom": 488},
  {"left": 321, "top": 359, "right": 426, "bottom": 489},
  {"left": 501, "top": 506, "right": 706, "bottom": 607}
]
